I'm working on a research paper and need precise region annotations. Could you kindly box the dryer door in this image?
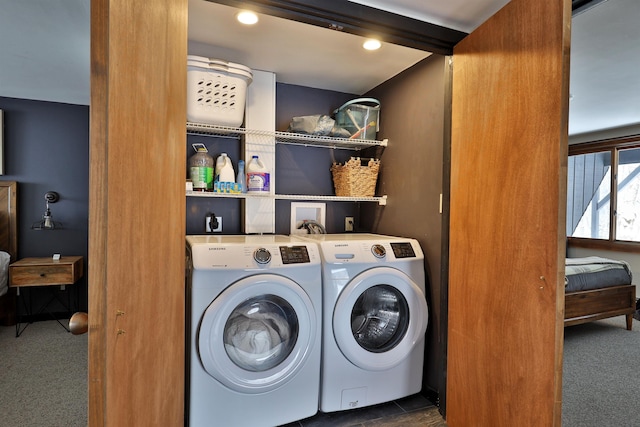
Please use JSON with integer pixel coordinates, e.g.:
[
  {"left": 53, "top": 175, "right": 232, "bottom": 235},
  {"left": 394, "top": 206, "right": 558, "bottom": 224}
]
[
  {"left": 198, "top": 274, "right": 317, "bottom": 393},
  {"left": 333, "top": 267, "right": 428, "bottom": 371}
]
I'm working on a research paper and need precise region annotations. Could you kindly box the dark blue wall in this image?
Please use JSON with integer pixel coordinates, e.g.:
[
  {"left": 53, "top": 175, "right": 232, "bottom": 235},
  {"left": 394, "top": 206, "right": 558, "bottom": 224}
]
[
  {"left": 185, "top": 83, "right": 368, "bottom": 235},
  {"left": 2, "top": 85, "right": 376, "bottom": 311},
  {"left": 0, "top": 97, "right": 89, "bottom": 311}
]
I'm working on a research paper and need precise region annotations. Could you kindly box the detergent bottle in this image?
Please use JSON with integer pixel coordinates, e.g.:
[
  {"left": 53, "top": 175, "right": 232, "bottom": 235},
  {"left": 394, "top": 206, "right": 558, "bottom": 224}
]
[
  {"left": 188, "top": 144, "right": 214, "bottom": 191},
  {"left": 215, "top": 153, "right": 235, "bottom": 183},
  {"left": 246, "top": 155, "right": 270, "bottom": 193}
]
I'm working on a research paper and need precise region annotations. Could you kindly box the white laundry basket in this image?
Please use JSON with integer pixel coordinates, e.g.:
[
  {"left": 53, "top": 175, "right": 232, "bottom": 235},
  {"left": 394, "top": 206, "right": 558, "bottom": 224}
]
[{"left": 187, "top": 55, "right": 253, "bottom": 127}]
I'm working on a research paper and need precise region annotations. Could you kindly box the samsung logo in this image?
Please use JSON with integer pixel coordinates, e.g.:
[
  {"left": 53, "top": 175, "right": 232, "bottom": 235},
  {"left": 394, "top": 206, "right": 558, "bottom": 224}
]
[
  {"left": 334, "top": 244, "right": 349, "bottom": 247},
  {"left": 208, "top": 247, "right": 226, "bottom": 251}
]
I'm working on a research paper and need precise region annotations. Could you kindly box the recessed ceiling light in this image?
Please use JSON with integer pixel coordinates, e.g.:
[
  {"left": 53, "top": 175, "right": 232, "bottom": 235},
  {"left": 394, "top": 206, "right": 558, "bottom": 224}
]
[
  {"left": 363, "top": 39, "right": 382, "bottom": 51},
  {"left": 236, "top": 11, "right": 258, "bottom": 25}
]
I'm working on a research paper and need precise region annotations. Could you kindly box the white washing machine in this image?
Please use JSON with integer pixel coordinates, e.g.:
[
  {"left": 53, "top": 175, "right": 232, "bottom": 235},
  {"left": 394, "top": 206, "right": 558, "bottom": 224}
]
[
  {"left": 293, "top": 233, "right": 428, "bottom": 413},
  {"left": 185, "top": 235, "right": 322, "bottom": 427}
]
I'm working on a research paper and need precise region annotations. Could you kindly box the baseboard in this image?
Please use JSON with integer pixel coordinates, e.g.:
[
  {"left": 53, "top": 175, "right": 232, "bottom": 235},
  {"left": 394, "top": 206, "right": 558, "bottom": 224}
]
[{"left": 421, "top": 387, "right": 440, "bottom": 407}]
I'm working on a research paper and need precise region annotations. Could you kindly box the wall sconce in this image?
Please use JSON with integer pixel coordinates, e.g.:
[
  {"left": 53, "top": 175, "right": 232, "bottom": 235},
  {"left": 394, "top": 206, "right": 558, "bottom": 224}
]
[{"left": 31, "top": 191, "right": 63, "bottom": 230}]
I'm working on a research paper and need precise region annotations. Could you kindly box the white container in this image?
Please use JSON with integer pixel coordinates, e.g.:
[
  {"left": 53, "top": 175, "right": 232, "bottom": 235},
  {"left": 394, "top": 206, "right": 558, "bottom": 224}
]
[
  {"left": 187, "top": 55, "right": 253, "bottom": 127},
  {"left": 215, "top": 153, "right": 235, "bottom": 183},
  {"left": 246, "top": 155, "right": 270, "bottom": 193},
  {"left": 333, "top": 98, "right": 380, "bottom": 140}
]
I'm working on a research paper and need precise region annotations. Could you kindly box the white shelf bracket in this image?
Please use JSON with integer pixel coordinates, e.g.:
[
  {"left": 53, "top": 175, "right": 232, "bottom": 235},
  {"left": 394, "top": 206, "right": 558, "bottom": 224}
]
[{"left": 243, "top": 70, "right": 276, "bottom": 234}]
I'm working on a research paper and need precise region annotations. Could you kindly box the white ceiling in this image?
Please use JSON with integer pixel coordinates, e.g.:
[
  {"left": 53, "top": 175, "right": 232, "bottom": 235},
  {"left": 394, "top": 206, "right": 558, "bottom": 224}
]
[
  {"left": 569, "top": 0, "right": 640, "bottom": 135},
  {"left": 0, "top": 0, "right": 90, "bottom": 107},
  {"left": 0, "top": 0, "right": 638, "bottom": 136},
  {"left": 347, "top": 0, "right": 509, "bottom": 33},
  {"left": 187, "top": 1, "right": 433, "bottom": 96}
]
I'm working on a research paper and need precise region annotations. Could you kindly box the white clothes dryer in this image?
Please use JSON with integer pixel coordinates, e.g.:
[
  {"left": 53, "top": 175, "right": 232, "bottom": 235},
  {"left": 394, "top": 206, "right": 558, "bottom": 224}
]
[
  {"left": 185, "top": 235, "right": 322, "bottom": 427},
  {"left": 293, "top": 233, "right": 428, "bottom": 413}
]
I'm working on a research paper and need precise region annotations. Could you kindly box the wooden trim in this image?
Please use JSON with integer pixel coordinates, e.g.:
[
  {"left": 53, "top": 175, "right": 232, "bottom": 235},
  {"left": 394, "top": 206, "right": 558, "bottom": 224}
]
[
  {"left": 206, "top": 0, "right": 467, "bottom": 54},
  {"left": 0, "top": 180, "right": 17, "bottom": 326},
  {"left": 90, "top": 0, "right": 187, "bottom": 424},
  {"left": 568, "top": 237, "right": 640, "bottom": 254},
  {"left": 89, "top": 0, "right": 108, "bottom": 422},
  {"left": 438, "top": 55, "right": 453, "bottom": 417},
  {"left": 610, "top": 148, "right": 618, "bottom": 241},
  {"left": 0, "top": 181, "right": 17, "bottom": 260},
  {"left": 0, "top": 110, "right": 4, "bottom": 175},
  {"left": 568, "top": 134, "right": 640, "bottom": 155}
]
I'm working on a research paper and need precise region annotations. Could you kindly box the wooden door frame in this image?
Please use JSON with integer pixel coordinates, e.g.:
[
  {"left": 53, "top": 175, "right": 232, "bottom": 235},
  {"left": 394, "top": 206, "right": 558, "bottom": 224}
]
[
  {"left": 446, "top": 0, "right": 570, "bottom": 425},
  {"left": 89, "top": 0, "right": 188, "bottom": 424}
]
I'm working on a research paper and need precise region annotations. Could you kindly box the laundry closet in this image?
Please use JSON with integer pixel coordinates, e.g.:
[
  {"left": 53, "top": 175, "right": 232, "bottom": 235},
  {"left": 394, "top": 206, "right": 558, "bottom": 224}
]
[
  {"left": 184, "top": 1, "right": 451, "bottom": 409},
  {"left": 89, "top": 0, "right": 570, "bottom": 425}
]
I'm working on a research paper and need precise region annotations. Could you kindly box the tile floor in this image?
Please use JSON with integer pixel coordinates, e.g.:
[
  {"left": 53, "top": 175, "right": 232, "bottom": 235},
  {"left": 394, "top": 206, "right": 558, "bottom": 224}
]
[{"left": 281, "top": 393, "right": 447, "bottom": 427}]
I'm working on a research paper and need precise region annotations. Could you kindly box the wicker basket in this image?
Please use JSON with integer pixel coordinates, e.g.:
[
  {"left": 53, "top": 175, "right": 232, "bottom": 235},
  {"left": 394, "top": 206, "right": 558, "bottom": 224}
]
[{"left": 331, "top": 157, "right": 380, "bottom": 197}]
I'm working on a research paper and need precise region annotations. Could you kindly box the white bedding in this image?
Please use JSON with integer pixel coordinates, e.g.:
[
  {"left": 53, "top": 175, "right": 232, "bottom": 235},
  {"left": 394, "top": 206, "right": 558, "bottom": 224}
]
[{"left": 0, "top": 251, "right": 10, "bottom": 297}]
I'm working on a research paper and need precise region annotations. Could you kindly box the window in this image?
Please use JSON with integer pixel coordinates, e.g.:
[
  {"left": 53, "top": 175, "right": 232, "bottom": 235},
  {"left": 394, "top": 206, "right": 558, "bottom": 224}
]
[
  {"left": 567, "top": 136, "right": 640, "bottom": 246},
  {"left": 568, "top": 151, "right": 611, "bottom": 239},
  {"left": 616, "top": 147, "right": 640, "bottom": 242}
]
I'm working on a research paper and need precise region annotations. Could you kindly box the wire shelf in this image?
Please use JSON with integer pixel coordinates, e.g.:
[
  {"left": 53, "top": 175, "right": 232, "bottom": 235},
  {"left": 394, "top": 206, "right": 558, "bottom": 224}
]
[
  {"left": 186, "top": 191, "right": 387, "bottom": 205},
  {"left": 186, "top": 122, "right": 387, "bottom": 205},
  {"left": 186, "top": 122, "right": 388, "bottom": 150}
]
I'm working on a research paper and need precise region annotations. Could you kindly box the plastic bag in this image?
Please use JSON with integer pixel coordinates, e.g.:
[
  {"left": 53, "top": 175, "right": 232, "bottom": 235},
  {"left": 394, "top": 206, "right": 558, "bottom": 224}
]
[{"left": 288, "top": 115, "right": 351, "bottom": 138}]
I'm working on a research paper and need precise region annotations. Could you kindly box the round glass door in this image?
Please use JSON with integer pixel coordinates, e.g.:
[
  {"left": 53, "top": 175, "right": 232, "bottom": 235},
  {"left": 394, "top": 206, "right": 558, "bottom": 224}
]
[
  {"left": 350, "top": 285, "right": 410, "bottom": 353},
  {"left": 223, "top": 294, "right": 298, "bottom": 372},
  {"left": 199, "top": 274, "right": 316, "bottom": 393},
  {"left": 333, "top": 267, "right": 428, "bottom": 371}
]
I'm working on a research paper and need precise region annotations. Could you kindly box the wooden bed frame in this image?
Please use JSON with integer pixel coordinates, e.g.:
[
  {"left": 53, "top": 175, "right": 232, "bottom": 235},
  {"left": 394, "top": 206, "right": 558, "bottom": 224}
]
[
  {"left": 0, "top": 181, "right": 18, "bottom": 326},
  {"left": 564, "top": 284, "right": 636, "bottom": 331}
]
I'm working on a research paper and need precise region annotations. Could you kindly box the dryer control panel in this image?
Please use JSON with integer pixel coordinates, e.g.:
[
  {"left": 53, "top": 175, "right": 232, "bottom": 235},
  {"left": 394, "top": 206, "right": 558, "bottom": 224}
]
[
  {"left": 319, "top": 239, "right": 422, "bottom": 264},
  {"left": 390, "top": 242, "right": 416, "bottom": 258},
  {"left": 280, "top": 245, "right": 311, "bottom": 264}
]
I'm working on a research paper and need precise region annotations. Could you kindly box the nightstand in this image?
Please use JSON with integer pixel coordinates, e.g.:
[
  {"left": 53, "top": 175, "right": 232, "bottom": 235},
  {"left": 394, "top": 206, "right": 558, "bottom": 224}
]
[{"left": 9, "top": 256, "right": 83, "bottom": 337}]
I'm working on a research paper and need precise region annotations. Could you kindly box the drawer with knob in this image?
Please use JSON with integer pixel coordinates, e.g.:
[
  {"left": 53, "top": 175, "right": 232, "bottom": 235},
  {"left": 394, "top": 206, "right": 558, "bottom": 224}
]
[{"left": 9, "top": 256, "right": 83, "bottom": 287}]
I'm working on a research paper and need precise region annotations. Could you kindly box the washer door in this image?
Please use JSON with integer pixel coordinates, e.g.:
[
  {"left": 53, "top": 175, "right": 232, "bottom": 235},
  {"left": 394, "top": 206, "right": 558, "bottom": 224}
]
[
  {"left": 198, "top": 274, "right": 316, "bottom": 393},
  {"left": 333, "top": 267, "right": 428, "bottom": 371}
]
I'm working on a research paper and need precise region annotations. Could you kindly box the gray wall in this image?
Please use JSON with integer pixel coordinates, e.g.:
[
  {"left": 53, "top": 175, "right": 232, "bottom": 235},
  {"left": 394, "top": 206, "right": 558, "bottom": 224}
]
[
  {"left": 0, "top": 96, "right": 89, "bottom": 311},
  {"left": 364, "top": 54, "right": 448, "bottom": 401}
]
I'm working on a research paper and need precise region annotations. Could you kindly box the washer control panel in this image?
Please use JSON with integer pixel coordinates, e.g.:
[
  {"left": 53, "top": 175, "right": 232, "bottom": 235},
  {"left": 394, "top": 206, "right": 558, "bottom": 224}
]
[
  {"left": 187, "top": 236, "right": 320, "bottom": 269},
  {"left": 253, "top": 248, "right": 272, "bottom": 264}
]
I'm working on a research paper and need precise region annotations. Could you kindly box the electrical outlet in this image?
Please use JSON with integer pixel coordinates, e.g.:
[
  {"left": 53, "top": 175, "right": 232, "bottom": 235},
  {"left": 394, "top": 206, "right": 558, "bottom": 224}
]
[
  {"left": 345, "top": 216, "right": 354, "bottom": 232},
  {"left": 206, "top": 215, "right": 222, "bottom": 232}
]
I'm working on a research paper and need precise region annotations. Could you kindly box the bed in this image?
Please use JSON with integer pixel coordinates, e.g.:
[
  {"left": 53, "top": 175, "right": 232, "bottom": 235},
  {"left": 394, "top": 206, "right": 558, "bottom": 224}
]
[
  {"left": 0, "top": 181, "right": 18, "bottom": 326},
  {"left": 564, "top": 256, "right": 636, "bottom": 330}
]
